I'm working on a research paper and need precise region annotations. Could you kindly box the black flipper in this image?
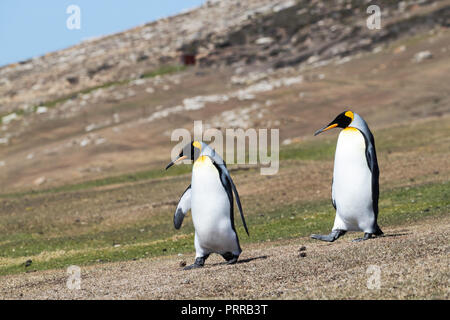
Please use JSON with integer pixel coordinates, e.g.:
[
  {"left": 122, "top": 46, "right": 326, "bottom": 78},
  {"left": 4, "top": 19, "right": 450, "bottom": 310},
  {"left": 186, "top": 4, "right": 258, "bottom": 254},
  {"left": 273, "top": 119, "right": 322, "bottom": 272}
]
[
  {"left": 173, "top": 185, "right": 191, "bottom": 229},
  {"left": 360, "top": 128, "right": 383, "bottom": 234},
  {"left": 212, "top": 160, "right": 249, "bottom": 237},
  {"left": 228, "top": 176, "right": 249, "bottom": 236}
]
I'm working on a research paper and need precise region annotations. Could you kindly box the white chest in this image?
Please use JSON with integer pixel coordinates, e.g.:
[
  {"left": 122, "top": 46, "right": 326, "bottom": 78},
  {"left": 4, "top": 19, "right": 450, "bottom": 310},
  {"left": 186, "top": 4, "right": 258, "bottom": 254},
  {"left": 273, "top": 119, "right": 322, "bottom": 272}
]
[
  {"left": 335, "top": 128, "right": 366, "bottom": 163},
  {"left": 333, "top": 128, "right": 373, "bottom": 228},
  {"left": 191, "top": 156, "right": 230, "bottom": 227}
]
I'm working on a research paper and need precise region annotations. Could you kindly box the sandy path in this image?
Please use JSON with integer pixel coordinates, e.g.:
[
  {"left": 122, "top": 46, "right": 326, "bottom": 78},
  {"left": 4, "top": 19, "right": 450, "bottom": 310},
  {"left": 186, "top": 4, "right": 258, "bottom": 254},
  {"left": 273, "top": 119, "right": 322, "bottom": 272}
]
[{"left": 1, "top": 216, "right": 448, "bottom": 300}]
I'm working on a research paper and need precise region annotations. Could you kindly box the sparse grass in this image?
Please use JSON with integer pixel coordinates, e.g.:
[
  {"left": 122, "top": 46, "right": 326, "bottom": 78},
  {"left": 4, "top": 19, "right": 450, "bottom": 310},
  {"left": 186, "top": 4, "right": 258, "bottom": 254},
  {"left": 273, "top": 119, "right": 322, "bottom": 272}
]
[
  {"left": 280, "top": 138, "right": 336, "bottom": 161},
  {"left": 0, "top": 181, "right": 447, "bottom": 276},
  {"left": 2, "top": 116, "right": 447, "bottom": 275},
  {"left": 1, "top": 79, "right": 449, "bottom": 277},
  {"left": 281, "top": 116, "right": 449, "bottom": 162},
  {"left": 241, "top": 181, "right": 449, "bottom": 243},
  {"left": 0, "top": 164, "right": 192, "bottom": 198},
  {"left": 43, "top": 64, "right": 187, "bottom": 109},
  {"left": 140, "top": 64, "right": 187, "bottom": 79},
  {"left": 2, "top": 115, "right": 448, "bottom": 198}
]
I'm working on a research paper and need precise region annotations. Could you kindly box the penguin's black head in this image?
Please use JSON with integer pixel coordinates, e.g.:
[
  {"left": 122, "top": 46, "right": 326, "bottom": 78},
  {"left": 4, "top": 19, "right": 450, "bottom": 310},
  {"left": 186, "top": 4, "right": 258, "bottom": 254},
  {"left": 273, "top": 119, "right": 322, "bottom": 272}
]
[
  {"left": 165, "top": 141, "right": 202, "bottom": 170},
  {"left": 314, "top": 110, "right": 354, "bottom": 136}
]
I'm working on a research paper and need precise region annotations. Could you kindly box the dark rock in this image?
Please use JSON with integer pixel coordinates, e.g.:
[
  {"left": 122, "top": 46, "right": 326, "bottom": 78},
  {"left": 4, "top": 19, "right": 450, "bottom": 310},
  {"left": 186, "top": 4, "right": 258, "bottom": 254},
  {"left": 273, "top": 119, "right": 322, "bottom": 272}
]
[
  {"left": 87, "top": 63, "right": 113, "bottom": 78},
  {"left": 137, "top": 54, "right": 149, "bottom": 62},
  {"left": 66, "top": 76, "right": 79, "bottom": 85}
]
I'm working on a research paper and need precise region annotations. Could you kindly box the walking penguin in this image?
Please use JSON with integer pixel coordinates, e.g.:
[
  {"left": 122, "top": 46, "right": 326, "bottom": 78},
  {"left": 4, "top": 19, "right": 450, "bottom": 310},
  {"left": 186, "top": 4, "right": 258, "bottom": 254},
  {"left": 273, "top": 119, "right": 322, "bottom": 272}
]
[
  {"left": 165, "top": 141, "right": 249, "bottom": 269},
  {"left": 311, "top": 111, "right": 383, "bottom": 242}
]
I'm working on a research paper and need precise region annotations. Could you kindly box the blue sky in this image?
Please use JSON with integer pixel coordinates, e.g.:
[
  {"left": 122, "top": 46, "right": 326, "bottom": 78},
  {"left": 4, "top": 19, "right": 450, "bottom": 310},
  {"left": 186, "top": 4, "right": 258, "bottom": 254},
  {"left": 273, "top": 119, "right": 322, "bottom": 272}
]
[{"left": 0, "top": 0, "right": 205, "bottom": 67}]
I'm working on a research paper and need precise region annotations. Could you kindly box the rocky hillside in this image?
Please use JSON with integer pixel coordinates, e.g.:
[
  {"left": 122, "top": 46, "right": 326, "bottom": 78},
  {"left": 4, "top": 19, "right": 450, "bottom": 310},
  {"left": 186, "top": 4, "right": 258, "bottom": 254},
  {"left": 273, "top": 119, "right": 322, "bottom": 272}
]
[
  {"left": 1, "top": 0, "right": 449, "bottom": 114},
  {"left": 0, "top": 0, "right": 301, "bottom": 114},
  {"left": 0, "top": 0, "right": 449, "bottom": 191}
]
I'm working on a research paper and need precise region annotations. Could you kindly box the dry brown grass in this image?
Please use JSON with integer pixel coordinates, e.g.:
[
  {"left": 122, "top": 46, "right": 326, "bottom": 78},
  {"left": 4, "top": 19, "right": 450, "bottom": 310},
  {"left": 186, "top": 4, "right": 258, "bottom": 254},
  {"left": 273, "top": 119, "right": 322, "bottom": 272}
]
[{"left": 0, "top": 215, "right": 448, "bottom": 300}]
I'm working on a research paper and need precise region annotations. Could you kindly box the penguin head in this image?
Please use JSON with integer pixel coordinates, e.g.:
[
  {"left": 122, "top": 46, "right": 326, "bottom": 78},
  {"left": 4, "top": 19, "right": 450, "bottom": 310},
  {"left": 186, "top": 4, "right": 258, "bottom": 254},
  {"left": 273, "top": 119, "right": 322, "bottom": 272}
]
[
  {"left": 165, "top": 141, "right": 202, "bottom": 170},
  {"left": 314, "top": 110, "right": 354, "bottom": 136}
]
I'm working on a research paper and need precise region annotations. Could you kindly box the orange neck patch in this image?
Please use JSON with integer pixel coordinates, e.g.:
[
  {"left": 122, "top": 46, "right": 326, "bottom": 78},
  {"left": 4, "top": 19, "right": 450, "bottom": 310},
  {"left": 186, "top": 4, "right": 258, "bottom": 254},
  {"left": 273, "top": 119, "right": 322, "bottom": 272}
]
[
  {"left": 196, "top": 155, "right": 208, "bottom": 162},
  {"left": 194, "top": 155, "right": 210, "bottom": 165}
]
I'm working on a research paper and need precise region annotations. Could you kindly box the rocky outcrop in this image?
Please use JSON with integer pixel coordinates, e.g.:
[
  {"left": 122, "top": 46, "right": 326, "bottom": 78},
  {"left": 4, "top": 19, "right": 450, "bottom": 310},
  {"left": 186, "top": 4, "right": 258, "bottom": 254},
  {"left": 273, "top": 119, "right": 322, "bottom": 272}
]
[
  {"left": 0, "top": 0, "right": 299, "bottom": 114},
  {"left": 198, "top": 0, "right": 450, "bottom": 68},
  {"left": 0, "top": 0, "right": 448, "bottom": 114}
]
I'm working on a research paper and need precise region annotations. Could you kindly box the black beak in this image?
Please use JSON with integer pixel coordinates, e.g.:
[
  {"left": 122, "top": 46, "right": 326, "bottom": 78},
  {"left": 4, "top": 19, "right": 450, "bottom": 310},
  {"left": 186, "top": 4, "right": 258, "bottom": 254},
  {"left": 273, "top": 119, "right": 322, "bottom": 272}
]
[
  {"left": 314, "top": 123, "right": 338, "bottom": 136},
  {"left": 165, "top": 155, "right": 187, "bottom": 170},
  {"left": 165, "top": 161, "right": 174, "bottom": 170},
  {"left": 314, "top": 126, "right": 326, "bottom": 136}
]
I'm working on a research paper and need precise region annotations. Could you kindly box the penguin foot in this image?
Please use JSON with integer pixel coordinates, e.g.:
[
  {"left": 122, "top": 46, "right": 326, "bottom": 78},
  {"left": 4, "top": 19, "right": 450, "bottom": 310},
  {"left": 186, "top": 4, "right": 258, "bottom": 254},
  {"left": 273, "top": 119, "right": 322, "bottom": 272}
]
[
  {"left": 311, "top": 229, "right": 346, "bottom": 242},
  {"left": 183, "top": 256, "right": 208, "bottom": 270},
  {"left": 183, "top": 263, "right": 203, "bottom": 270},
  {"left": 352, "top": 233, "right": 373, "bottom": 242},
  {"left": 222, "top": 252, "right": 239, "bottom": 265}
]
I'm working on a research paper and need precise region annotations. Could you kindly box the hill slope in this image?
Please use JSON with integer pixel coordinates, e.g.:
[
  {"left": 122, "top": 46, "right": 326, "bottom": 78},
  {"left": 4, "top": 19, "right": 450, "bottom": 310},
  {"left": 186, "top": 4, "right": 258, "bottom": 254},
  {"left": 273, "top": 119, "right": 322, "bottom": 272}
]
[{"left": 0, "top": 0, "right": 449, "bottom": 299}]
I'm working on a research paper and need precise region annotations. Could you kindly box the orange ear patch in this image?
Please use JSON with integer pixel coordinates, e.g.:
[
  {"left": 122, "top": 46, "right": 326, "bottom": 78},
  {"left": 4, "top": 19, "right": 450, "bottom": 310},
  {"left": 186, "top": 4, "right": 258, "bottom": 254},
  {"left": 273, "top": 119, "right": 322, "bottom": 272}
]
[
  {"left": 193, "top": 141, "right": 202, "bottom": 149},
  {"left": 344, "top": 111, "right": 354, "bottom": 120}
]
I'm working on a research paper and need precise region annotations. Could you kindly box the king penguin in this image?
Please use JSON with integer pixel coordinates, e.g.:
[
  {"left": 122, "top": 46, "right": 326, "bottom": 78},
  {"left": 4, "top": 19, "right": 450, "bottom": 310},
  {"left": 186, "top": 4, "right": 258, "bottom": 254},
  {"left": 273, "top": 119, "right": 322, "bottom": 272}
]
[
  {"left": 311, "top": 110, "right": 383, "bottom": 242},
  {"left": 165, "top": 141, "right": 249, "bottom": 269}
]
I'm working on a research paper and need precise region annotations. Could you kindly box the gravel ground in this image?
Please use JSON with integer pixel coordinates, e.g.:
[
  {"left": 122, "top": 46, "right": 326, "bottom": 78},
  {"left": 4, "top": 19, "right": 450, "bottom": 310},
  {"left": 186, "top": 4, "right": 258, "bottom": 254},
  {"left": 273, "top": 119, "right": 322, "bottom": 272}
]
[{"left": 1, "top": 215, "right": 448, "bottom": 300}]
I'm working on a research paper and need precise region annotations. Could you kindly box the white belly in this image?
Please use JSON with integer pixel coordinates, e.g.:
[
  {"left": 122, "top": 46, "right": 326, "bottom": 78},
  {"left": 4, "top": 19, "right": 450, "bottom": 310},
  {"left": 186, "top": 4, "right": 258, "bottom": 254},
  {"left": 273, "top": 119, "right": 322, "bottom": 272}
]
[
  {"left": 332, "top": 128, "right": 375, "bottom": 232},
  {"left": 191, "top": 156, "right": 239, "bottom": 254}
]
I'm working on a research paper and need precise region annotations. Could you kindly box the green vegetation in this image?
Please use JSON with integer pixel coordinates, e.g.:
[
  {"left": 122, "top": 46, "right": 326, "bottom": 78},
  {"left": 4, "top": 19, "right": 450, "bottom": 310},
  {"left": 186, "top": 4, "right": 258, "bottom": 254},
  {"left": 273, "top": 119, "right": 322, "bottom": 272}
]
[
  {"left": 0, "top": 164, "right": 192, "bottom": 199},
  {"left": 240, "top": 181, "right": 449, "bottom": 243},
  {"left": 0, "top": 116, "right": 448, "bottom": 276},
  {"left": 0, "top": 181, "right": 447, "bottom": 276},
  {"left": 280, "top": 138, "right": 336, "bottom": 161},
  {"left": 1, "top": 136, "right": 337, "bottom": 199},
  {"left": 281, "top": 116, "right": 449, "bottom": 162},
  {"left": 2, "top": 116, "right": 447, "bottom": 198},
  {"left": 140, "top": 64, "right": 187, "bottom": 79}
]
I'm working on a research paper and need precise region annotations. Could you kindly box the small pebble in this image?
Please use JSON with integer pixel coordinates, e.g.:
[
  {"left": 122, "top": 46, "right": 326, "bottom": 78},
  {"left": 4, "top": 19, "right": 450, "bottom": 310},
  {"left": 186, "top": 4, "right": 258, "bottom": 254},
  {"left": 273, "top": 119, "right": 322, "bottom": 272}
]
[{"left": 179, "top": 261, "right": 187, "bottom": 267}]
